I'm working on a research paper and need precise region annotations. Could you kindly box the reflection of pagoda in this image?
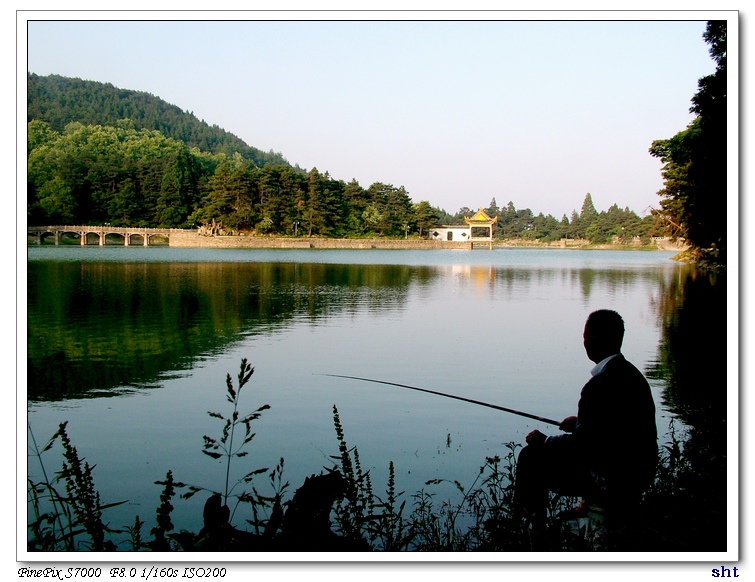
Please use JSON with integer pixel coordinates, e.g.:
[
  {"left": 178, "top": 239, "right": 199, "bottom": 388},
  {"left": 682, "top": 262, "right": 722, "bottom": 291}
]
[{"left": 430, "top": 208, "right": 498, "bottom": 248}]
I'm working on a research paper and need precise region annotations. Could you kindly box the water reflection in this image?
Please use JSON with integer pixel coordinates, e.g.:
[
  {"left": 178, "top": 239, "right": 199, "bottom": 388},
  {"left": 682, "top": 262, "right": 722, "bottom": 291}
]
[
  {"left": 27, "top": 261, "right": 438, "bottom": 400},
  {"left": 29, "top": 254, "right": 681, "bottom": 402},
  {"left": 645, "top": 267, "right": 727, "bottom": 549},
  {"left": 648, "top": 268, "right": 726, "bottom": 427}
]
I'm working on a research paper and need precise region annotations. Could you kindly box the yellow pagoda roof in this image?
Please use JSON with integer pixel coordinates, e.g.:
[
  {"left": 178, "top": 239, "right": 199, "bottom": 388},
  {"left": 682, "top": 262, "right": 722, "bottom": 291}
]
[{"left": 464, "top": 208, "right": 498, "bottom": 225}]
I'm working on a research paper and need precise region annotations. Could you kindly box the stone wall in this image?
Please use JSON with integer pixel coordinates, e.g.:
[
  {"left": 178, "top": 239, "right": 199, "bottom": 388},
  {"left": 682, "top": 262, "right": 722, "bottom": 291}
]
[
  {"left": 168, "top": 230, "right": 687, "bottom": 251},
  {"left": 168, "top": 231, "right": 472, "bottom": 250}
]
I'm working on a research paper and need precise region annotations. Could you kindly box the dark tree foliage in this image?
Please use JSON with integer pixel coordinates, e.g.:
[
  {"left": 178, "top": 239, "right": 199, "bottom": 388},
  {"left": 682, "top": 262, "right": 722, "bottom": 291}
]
[
  {"left": 649, "top": 21, "right": 727, "bottom": 266},
  {"left": 413, "top": 201, "right": 440, "bottom": 238},
  {"left": 578, "top": 193, "right": 598, "bottom": 238},
  {"left": 27, "top": 122, "right": 205, "bottom": 227},
  {"left": 448, "top": 198, "right": 654, "bottom": 244}
]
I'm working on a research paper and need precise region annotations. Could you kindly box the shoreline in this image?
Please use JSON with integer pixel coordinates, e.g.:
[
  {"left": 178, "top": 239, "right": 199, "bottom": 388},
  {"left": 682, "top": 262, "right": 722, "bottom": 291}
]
[
  {"left": 167, "top": 231, "right": 687, "bottom": 252},
  {"left": 27, "top": 228, "right": 688, "bottom": 253}
]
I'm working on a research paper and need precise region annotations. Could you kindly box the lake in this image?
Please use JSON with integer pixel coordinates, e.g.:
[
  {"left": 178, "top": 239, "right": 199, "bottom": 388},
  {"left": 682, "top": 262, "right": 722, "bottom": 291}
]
[{"left": 25, "top": 246, "right": 726, "bottom": 549}]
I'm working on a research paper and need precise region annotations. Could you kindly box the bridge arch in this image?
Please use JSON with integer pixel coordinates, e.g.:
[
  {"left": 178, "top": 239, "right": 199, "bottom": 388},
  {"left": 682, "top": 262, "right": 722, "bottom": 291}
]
[
  {"left": 28, "top": 225, "right": 179, "bottom": 246},
  {"left": 127, "top": 233, "right": 146, "bottom": 246}
]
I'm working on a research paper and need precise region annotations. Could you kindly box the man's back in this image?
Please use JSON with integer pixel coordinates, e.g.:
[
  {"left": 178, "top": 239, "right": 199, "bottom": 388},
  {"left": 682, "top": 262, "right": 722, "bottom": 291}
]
[{"left": 576, "top": 354, "right": 658, "bottom": 501}]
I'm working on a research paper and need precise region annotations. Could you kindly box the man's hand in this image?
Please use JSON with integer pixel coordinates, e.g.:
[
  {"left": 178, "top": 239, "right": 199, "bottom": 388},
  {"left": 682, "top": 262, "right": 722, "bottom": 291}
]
[
  {"left": 559, "top": 416, "right": 578, "bottom": 432},
  {"left": 525, "top": 429, "right": 547, "bottom": 447}
]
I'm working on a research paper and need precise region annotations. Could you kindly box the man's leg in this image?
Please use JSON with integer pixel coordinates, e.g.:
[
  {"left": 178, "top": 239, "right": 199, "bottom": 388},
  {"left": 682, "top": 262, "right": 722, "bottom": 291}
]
[
  {"left": 514, "top": 443, "right": 559, "bottom": 549},
  {"left": 514, "top": 444, "right": 549, "bottom": 518},
  {"left": 515, "top": 442, "right": 594, "bottom": 547}
]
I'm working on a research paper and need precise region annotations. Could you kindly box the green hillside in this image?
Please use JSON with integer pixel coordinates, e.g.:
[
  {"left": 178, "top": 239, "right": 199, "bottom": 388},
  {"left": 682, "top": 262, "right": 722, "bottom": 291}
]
[{"left": 27, "top": 73, "right": 288, "bottom": 168}]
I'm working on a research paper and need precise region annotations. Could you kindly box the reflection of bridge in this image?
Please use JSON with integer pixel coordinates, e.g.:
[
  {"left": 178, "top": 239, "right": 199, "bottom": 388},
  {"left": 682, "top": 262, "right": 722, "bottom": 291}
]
[{"left": 28, "top": 225, "right": 186, "bottom": 246}]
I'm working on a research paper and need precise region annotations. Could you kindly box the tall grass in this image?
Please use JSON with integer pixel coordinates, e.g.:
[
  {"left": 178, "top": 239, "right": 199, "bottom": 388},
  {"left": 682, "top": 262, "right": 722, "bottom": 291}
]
[
  {"left": 27, "top": 421, "right": 125, "bottom": 551},
  {"left": 181, "top": 358, "right": 272, "bottom": 515},
  {"left": 27, "top": 358, "right": 724, "bottom": 552}
]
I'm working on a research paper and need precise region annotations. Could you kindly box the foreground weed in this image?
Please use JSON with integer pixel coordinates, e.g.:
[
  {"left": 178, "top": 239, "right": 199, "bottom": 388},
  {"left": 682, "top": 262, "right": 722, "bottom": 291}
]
[
  {"left": 462, "top": 446, "right": 529, "bottom": 550},
  {"left": 27, "top": 422, "right": 125, "bottom": 551},
  {"left": 181, "top": 358, "right": 274, "bottom": 528},
  {"left": 124, "top": 515, "right": 144, "bottom": 551},
  {"left": 149, "top": 470, "right": 178, "bottom": 551},
  {"left": 367, "top": 461, "right": 414, "bottom": 550},
  {"left": 330, "top": 405, "right": 415, "bottom": 550},
  {"left": 246, "top": 457, "right": 289, "bottom": 536},
  {"left": 27, "top": 423, "right": 75, "bottom": 551},
  {"left": 330, "top": 404, "right": 374, "bottom": 542}
]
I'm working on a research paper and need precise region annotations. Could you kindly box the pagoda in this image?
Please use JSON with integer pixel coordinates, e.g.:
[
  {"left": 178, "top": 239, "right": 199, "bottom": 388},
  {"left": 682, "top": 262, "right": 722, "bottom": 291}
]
[{"left": 464, "top": 208, "right": 498, "bottom": 247}]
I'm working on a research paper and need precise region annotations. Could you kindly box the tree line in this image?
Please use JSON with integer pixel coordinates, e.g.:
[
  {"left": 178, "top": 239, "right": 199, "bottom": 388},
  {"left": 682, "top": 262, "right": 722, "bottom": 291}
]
[
  {"left": 649, "top": 21, "right": 727, "bottom": 266},
  {"left": 445, "top": 195, "right": 660, "bottom": 244},
  {"left": 27, "top": 72, "right": 663, "bottom": 243},
  {"left": 26, "top": 120, "right": 658, "bottom": 242},
  {"left": 26, "top": 120, "right": 437, "bottom": 238}
]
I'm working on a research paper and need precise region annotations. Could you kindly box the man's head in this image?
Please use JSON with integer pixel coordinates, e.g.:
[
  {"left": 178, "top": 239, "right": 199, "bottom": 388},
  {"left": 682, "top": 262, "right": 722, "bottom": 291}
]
[{"left": 583, "top": 309, "right": 624, "bottom": 363}]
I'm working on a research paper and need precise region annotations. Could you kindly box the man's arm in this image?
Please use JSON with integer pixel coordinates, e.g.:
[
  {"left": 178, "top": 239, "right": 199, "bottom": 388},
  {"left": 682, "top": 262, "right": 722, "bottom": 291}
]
[
  {"left": 525, "top": 415, "right": 575, "bottom": 447},
  {"left": 559, "top": 416, "right": 577, "bottom": 432}
]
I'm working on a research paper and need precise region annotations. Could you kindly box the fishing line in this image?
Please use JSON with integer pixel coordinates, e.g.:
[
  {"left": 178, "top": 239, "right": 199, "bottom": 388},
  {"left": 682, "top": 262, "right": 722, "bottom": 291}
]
[{"left": 316, "top": 373, "right": 560, "bottom": 426}]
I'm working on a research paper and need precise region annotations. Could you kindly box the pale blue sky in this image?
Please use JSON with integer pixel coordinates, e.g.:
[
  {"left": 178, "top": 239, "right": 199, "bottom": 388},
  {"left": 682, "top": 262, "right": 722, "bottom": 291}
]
[{"left": 25, "top": 16, "right": 722, "bottom": 218}]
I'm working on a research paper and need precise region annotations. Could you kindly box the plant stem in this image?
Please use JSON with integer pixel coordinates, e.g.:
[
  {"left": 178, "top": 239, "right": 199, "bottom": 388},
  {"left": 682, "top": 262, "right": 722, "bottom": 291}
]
[
  {"left": 28, "top": 422, "right": 72, "bottom": 549},
  {"left": 224, "top": 391, "right": 238, "bottom": 506}
]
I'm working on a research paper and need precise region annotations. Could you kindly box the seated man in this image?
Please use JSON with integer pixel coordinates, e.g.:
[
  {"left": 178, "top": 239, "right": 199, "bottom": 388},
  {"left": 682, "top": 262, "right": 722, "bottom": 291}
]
[{"left": 515, "top": 309, "right": 658, "bottom": 532}]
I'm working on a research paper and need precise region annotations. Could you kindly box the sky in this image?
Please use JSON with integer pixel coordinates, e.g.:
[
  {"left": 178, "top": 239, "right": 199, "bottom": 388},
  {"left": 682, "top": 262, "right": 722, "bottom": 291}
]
[{"left": 23, "top": 15, "right": 722, "bottom": 219}]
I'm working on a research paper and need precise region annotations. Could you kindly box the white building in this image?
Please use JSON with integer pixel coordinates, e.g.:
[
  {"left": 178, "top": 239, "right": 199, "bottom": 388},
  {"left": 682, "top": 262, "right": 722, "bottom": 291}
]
[
  {"left": 429, "top": 225, "right": 472, "bottom": 242},
  {"left": 429, "top": 208, "right": 498, "bottom": 246}
]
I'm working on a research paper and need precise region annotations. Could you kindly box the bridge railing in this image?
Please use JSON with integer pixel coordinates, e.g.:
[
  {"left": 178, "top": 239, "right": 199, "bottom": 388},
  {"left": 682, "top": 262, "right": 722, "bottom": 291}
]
[
  {"left": 27, "top": 225, "right": 196, "bottom": 247},
  {"left": 28, "top": 225, "right": 193, "bottom": 233}
]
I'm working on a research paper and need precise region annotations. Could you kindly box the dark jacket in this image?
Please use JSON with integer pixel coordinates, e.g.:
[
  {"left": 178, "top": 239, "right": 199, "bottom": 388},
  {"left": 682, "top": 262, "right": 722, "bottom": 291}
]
[{"left": 548, "top": 354, "right": 658, "bottom": 499}]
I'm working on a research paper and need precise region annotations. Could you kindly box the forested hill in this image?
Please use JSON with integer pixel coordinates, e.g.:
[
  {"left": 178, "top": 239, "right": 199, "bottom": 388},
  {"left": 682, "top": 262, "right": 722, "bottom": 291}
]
[
  {"left": 27, "top": 73, "right": 289, "bottom": 168},
  {"left": 26, "top": 72, "right": 660, "bottom": 244}
]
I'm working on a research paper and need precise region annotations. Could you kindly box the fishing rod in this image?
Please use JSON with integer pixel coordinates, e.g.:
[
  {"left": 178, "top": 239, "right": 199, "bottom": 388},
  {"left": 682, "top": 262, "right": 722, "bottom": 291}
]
[{"left": 317, "top": 373, "right": 560, "bottom": 426}]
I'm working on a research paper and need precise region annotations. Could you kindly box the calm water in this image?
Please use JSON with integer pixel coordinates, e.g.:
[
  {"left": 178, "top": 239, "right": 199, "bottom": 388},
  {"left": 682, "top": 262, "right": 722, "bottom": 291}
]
[{"left": 25, "top": 246, "right": 719, "bottom": 546}]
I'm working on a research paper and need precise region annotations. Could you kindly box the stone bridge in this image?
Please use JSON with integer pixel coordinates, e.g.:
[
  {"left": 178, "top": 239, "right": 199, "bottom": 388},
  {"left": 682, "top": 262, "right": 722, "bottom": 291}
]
[{"left": 27, "top": 225, "right": 187, "bottom": 246}]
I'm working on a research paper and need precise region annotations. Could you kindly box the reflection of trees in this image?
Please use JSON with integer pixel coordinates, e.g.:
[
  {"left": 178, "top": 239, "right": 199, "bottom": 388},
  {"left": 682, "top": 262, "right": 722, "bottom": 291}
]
[
  {"left": 647, "top": 266, "right": 726, "bottom": 549},
  {"left": 648, "top": 267, "right": 726, "bottom": 435},
  {"left": 574, "top": 268, "right": 656, "bottom": 299},
  {"left": 493, "top": 266, "right": 670, "bottom": 300},
  {"left": 27, "top": 261, "right": 439, "bottom": 401}
]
